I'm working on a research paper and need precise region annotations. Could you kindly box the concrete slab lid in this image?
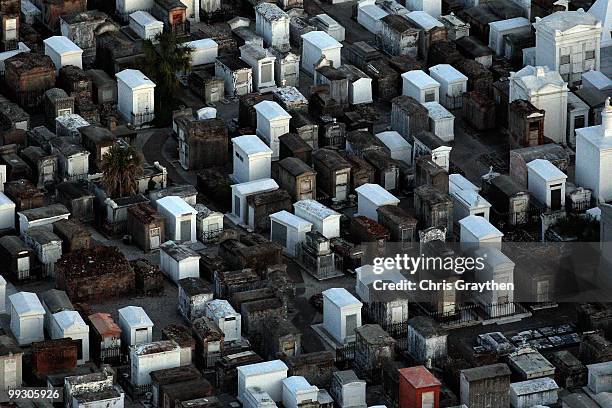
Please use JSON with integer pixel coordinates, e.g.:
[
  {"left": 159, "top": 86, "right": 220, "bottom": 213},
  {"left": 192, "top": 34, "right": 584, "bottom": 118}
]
[
  {"left": 582, "top": 69, "right": 612, "bottom": 90},
  {"left": 43, "top": 36, "right": 83, "bottom": 55},
  {"left": 301, "top": 31, "right": 342, "bottom": 50},
  {"left": 459, "top": 215, "right": 504, "bottom": 239},
  {"left": 314, "top": 14, "right": 342, "bottom": 29},
  {"left": 129, "top": 10, "right": 163, "bottom": 27},
  {"left": 586, "top": 360, "right": 612, "bottom": 375},
  {"left": 270, "top": 210, "right": 312, "bottom": 230},
  {"left": 186, "top": 38, "right": 218, "bottom": 50},
  {"left": 449, "top": 173, "right": 480, "bottom": 192},
  {"left": 461, "top": 363, "right": 511, "bottom": 381},
  {"left": 429, "top": 64, "right": 468, "bottom": 83},
  {"left": 526, "top": 159, "right": 568, "bottom": 182},
  {"left": 355, "top": 264, "right": 405, "bottom": 286},
  {"left": 232, "top": 134, "right": 273, "bottom": 156},
  {"left": 115, "top": 69, "right": 156, "bottom": 90},
  {"left": 56, "top": 113, "right": 89, "bottom": 128},
  {"left": 232, "top": 178, "right": 279, "bottom": 196},
  {"left": 375, "top": 131, "right": 410, "bottom": 150},
  {"left": 157, "top": 196, "right": 197, "bottom": 216},
  {"left": 323, "top": 287, "right": 362, "bottom": 308},
  {"left": 133, "top": 339, "right": 178, "bottom": 355},
  {"left": 254, "top": 101, "right": 292, "bottom": 121},
  {"left": 509, "top": 377, "right": 559, "bottom": 395},
  {"left": 488, "top": 16, "right": 530, "bottom": 31},
  {"left": 53, "top": 310, "right": 88, "bottom": 332},
  {"left": 282, "top": 375, "right": 317, "bottom": 393},
  {"left": 240, "top": 43, "right": 275, "bottom": 60},
  {"left": 19, "top": 203, "right": 70, "bottom": 222},
  {"left": 534, "top": 9, "right": 600, "bottom": 32},
  {"left": 255, "top": 2, "right": 288, "bottom": 21},
  {"left": 293, "top": 199, "right": 341, "bottom": 220},
  {"left": 194, "top": 203, "right": 222, "bottom": 220},
  {"left": 237, "top": 359, "right": 288, "bottom": 376},
  {"left": 423, "top": 102, "right": 453, "bottom": 120},
  {"left": 0, "top": 191, "right": 15, "bottom": 209},
  {"left": 360, "top": 4, "right": 389, "bottom": 20},
  {"left": 334, "top": 370, "right": 364, "bottom": 384},
  {"left": 273, "top": 86, "right": 308, "bottom": 104},
  {"left": 206, "top": 299, "right": 238, "bottom": 319},
  {"left": 9, "top": 292, "right": 45, "bottom": 316},
  {"left": 160, "top": 240, "right": 200, "bottom": 261},
  {"left": 453, "top": 189, "right": 490, "bottom": 208},
  {"left": 317, "top": 389, "right": 333, "bottom": 404},
  {"left": 401, "top": 70, "right": 440, "bottom": 89},
  {"left": 406, "top": 11, "right": 444, "bottom": 30},
  {"left": 355, "top": 183, "right": 400, "bottom": 206},
  {"left": 512, "top": 66, "right": 566, "bottom": 90},
  {"left": 439, "top": 13, "right": 468, "bottom": 26},
  {"left": 118, "top": 305, "right": 154, "bottom": 327}
]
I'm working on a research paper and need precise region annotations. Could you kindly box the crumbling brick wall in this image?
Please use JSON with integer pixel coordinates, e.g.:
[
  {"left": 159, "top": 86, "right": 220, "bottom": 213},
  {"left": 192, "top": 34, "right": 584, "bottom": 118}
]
[
  {"left": 31, "top": 338, "right": 78, "bottom": 377},
  {"left": 55, "top": 246, "right": 135, "bottom": 302}
]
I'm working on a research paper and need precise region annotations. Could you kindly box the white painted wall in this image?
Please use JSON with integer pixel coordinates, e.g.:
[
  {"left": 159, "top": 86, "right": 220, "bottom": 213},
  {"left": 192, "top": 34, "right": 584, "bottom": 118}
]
[
  {"left": 160, "top": 252, "right": 200, "bottom": 284},
  {"left": 301, "top": 34, "right": 342, "bottom": 75},
  {"left": 49, "top": 312, "right": 89, "bottom": 364},
  {"left": 0, "top": 192, "right": 15, "bottom": 230},
  {"left": 131, "top": 346, "right": 181, "bottom": 386},
  {"left": 576, "top": 126, "right": 612, "bottom": 203},
  {"left": 237, "top": 361, "right": 288, "bottom": 403},
  {"left": 293, "top": 202, "right": 341, "bottom": 238},
  {"left": 256, "top": 117, "right": 290, "bottom": 161},
  {"left": 323, "top": 289, "right": 362, "bottom": 344},
  {"left": 349, "top": 78, "right": 373, "bottom": 105}
]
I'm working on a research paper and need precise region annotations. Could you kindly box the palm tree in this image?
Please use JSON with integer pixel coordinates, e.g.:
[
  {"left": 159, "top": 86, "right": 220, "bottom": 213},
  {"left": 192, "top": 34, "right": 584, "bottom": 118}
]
[
  {"left": 140, "top": 31, "right": 193, "bottom": 125},
  {"left": 101, "top": 144, "right": 143, "bottom": 198}
]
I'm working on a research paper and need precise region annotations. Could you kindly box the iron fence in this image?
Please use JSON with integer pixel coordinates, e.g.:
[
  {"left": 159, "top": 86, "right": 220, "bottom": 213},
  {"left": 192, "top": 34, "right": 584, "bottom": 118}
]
[
  {"left": 204, "top": 352, "right": 221, "bottom": 369},
  {"left": 64, "top": 173, "right": 89, "bottom": 182},
  {"left": 335, "top": 341, "right": 355, "bottom": 365},
  {"left": 131, "top": 111, "right": 155, "bottom": 127},
  {"left": 100, "top": 346, "right": 121, "bottom": 363},
  {"left": 481, "top": 302, "right": 520, "bottom": 319},
  {"left": 415, "top": 303, "right": 480, "bottom": 326},
  {"left": 443, "top": 94, "right": 463, "bottom": 110},
  {"left": 201, "top": 227, "right": 223, "bottom": 243},
  {"left": 117, "top": 372, "right": 152, "bottom": 401},
  {"left": 568, "top": 199, "right": 591, "bottom": 213}
]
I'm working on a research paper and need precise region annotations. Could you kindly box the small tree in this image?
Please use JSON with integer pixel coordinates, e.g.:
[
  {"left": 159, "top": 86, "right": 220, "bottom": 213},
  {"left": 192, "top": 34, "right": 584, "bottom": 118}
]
[
  {"left": 101, "top": 144, "right": 143, "bottom": 198},
  {"left": 139, "top": 31, "right": 193, "bottom": 125}
]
